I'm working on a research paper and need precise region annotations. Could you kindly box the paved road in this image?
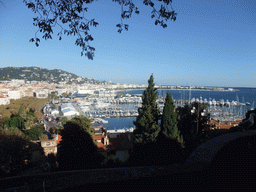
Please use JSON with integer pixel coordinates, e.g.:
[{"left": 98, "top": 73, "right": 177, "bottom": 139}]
[{"left": 186, "top": 130, "right": 256, "bottom": 163}]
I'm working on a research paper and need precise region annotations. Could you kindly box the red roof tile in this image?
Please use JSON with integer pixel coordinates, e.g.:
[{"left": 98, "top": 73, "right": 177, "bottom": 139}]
[
  {"left": 94, "top": 135, "right": 104, "bottom": 141},
  {"left": 97, "top": 142, "right": 107, "bottom": 152},
  {"left": 58, "top": 135, "right": 62, "bottom": 144},
  {"left": 218, "top": 123, "right": 232, "bottom": 129},
  {"left": 108, "top": 133, "right": 133, "bottom": 151},
  {"left": 93, "top": 125, "right": 104, "bottom": 129}
]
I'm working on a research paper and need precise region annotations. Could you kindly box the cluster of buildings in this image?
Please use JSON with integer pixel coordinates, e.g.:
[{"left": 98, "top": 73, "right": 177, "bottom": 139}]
[
  {"left": 30, "top": 126, "right": 134, "bottom": 165},
  {"left": 93, "top": 126, "right": 134, "bottom": 163},
  {"left": 30, "top": 118, "right": 243, "bottom": 167},
  {"left": 0, "top": 79, "right": 149, "bottom": 106},
  {"left": 60, "top": 103, "right": 80, "bottom": 117},
  {"left": 207, "top": 119, "right": 242, "bottom": 130},
  {"left": 1, "top": 79, "right": 245, "bottom": 170},
  {"left": 0, "top": 80, "right": 49, "bottom": 105}
]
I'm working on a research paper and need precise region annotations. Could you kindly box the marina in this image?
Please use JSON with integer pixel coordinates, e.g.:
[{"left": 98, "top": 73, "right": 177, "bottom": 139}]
[
  {"left": 76, "top": 99, "right": 251, "bottom": 119},
  {"left": 56, "top": 87, "right": 256, "bottom": 130}
]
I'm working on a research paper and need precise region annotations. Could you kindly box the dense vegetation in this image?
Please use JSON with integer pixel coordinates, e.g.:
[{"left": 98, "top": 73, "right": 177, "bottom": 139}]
[
  {"left": 129, "top": 75, "right": 256, "bottom": 167},
  {"left": 1, "top": 75, "right": 255, "bottom": 179},
  {"left": 0, "top": 66, "right": 108, "bottom": 84},
  {"left": 0, "top": 132, "right": 34, "bottom": 176},
  {"left": 0, "top": 96, "right": 55, "bottom": 177},
  {"left": 57, "top": 119, "right": 104, "bottom": 171},
  {"left": 133, "top": 74, "right": 160, "bottom": 144},
  {"left": 129, "top": 75, "right": 185, "bottom": 166},
  {"left": 0, "top": 97, "right": 50, "bottom": 142},
  {"left": 161, "top": 92, "right": 183, "bottom": 145},
  {"left": 0, "top": 96, "right": 48, "bottom": 119}
]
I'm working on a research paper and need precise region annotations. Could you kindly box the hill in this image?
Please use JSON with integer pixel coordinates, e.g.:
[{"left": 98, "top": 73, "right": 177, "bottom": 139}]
[{"left": 0, "top": 66, "right": 109, "bottom": 84}]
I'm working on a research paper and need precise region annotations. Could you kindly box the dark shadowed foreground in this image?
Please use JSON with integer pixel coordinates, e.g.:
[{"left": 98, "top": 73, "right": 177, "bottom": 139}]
[
  {"left": 1, "top": 132, "right": 255, "bottom": 192},
  {"left": 59, "top": 133, "right": 256, "bottom": 192}
]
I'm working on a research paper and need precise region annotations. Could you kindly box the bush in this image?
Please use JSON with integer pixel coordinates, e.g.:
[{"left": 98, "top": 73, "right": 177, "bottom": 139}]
[
  {"left": 128, "top": 132, "right": 184, "bottom": 166},
  {"left": 57, "top": 122, "right": 104, "bottom": 171}
]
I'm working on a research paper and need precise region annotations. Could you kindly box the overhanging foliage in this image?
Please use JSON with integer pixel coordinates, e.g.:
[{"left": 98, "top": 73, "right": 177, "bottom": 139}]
[{"left": 24, "top": 0, "right": 177, "bottom": 59}]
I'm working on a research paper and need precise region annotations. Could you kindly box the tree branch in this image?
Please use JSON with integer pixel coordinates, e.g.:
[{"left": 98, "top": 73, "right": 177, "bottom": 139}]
[{"left": 24, "top": 0, "right": 177, "bottom": 59}]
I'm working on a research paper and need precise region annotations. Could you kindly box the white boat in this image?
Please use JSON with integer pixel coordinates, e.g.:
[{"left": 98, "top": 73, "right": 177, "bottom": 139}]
[
  {"left": 251, "top": 101, "right": 254, "bottom": 110},
  {"left": 212, "top": 99, "right": 217, "bottom": 106},
  {"left": 92, "top": 100, "right": 111, "bottom": 109},
  {"left": 230, "top": 100, "right": 237, "bottom": 106},
  {"left": 225, "top": 100, "right": 230, "bottom": 107},
  {"left": 101, "top": 119, "right": 108, "bottom": 124},
  {"left": 81, "top": 106, "right": 90, "bottom": 112},
  {"left": 219, "top": 99, "right": 225, "bottom": 106},
  {"left": 199, "top": 97, "right": 203, "bottom": 104}
]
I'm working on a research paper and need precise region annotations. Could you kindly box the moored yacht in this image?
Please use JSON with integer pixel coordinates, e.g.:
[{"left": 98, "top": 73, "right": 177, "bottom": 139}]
[
  {"left": 219, "top": 99, "right": 225, "bottom": 106},
  {"left": 225, "top": 100, "right": 231, "bottom": 107},
  {"left": 230, "top": 100, "right": 237, "bottom": 106},
  {"left": 212, "top": 98, "right": 217, "bottom": 106}
]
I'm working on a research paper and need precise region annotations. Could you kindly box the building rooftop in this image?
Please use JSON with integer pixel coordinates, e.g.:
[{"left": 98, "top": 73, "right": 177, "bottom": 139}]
[{"left": 108, "top": 133, "right": 133, "bottom": 151}]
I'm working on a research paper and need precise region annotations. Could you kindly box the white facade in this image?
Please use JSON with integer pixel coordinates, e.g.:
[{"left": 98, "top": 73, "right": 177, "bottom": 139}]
[
  {"left": 55, "top": 88, "right": 69, "bottom": 96},
  {"left": 8, "top": 90, "right": 21, "bottom": 100},
  {"left": 61, "top": 103, "right": 74, "bottom": 111},
  {"left": 0, "top": 96, "right": 10, "bottom": 105},
  {"left": 94, "top": 89, "right": 116, "bottom": 98},
  {"left": 62, "top": 108, "right": 79, "bottom": 116},
  {"left": 36, "top": 90, "right": 48, "bottom": 98},
  {"left": 51, "top": 109, "right": 59, "bottom": 116},
  {"left": 61, "top": 103, "right": 79, "bottom": 116},
  {"left": 77, "top": 89, "right": 94, "bottom": 95},
  {"left": 11, "top": 79, "right": 25, "bottom": 84}
]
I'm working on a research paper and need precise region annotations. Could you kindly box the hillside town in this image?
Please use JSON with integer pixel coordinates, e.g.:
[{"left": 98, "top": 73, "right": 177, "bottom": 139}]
[
  {"left": 0, "top": 77, "right": 236, "bottom": 106},
  {"left": 1, "top": 0, "right": 255, "bottom": 189},
  {"left": 0, "top": 78, "right": 147, "bottom": 105},
  {"left": 0, "top": 78, "right": 246, "bottom": 160},
  {"left": 0, "top": 74, "right": 255, "bottom": 191}
]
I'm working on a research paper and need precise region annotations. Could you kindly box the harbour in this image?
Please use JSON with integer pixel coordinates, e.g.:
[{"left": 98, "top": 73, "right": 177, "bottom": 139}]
[
  {"left": 69, "top": 87, "right": 255, "bottom": 130},
  {"left": 44, "top": 86, "right": 254, "bottom": 131}
]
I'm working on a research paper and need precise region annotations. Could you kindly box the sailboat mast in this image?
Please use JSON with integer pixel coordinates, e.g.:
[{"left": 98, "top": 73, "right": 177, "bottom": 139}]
[{"left": 189, "top": 85, "right": 191, "bottom": 104}]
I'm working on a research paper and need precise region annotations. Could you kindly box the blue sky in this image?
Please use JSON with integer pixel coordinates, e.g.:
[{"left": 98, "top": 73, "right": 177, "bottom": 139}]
[{"left": 0, "top": 0, "right": 255, "bottom": 87}]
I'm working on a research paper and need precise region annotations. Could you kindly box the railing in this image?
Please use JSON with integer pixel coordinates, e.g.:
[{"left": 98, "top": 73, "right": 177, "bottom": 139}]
[{"left": 1, "top": 163, "right": 192, "bottom": 192}]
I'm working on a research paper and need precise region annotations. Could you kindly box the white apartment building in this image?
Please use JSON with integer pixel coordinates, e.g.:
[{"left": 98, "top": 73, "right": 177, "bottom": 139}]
[
  {"left": 8, "top": 90, "right": 21, "bottom": 100},
  {"left": 11, "top": 79, "right": 25, "bottom": 85},
  {"left": 0, "top": 96, "right": 10, "bottom": 105},
  {"left": 61, "top": 103, "right": 79, "bottom": 116},
  {"left": 55, "top": 88, "right": 69, "bottom": 96},
  {"left": 95, "top": 88, "right": 116, "bottom": 98},
  {"left": 35, "top": 90, "right": 48, "bottom": 98}
]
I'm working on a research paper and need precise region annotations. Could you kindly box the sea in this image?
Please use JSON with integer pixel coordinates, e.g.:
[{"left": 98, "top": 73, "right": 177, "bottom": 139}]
[{"left": 93, "top": 87, "right": 256, "bottom": 130}]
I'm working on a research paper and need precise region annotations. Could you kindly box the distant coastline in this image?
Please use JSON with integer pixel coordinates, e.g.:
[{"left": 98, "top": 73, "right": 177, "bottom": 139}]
[{"left": 115, "top": 87, "right": 239, "bottom": 92}]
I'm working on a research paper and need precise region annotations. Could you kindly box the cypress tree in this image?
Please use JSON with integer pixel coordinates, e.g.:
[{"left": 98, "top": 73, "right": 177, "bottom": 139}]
[
  {"left": 133, "top": 74, "right": 160, "bottom": 144},
  {"left": 161, "top": 92, "right": 184, "bottom": 146}
]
